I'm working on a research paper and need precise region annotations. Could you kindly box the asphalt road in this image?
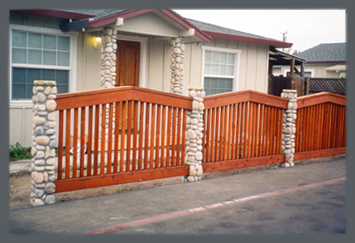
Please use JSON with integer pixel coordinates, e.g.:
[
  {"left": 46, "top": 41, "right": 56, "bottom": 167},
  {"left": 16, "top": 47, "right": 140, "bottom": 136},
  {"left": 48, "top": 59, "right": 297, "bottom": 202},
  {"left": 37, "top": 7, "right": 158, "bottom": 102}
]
[{"left": 9, "top": 158, "right": 346, "bottom": 235}]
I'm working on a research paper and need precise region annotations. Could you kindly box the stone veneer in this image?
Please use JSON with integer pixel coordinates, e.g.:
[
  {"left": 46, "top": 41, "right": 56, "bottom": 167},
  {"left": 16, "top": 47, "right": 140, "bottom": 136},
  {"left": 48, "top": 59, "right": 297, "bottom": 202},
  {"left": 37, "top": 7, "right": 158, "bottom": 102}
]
[
  {"left": 30, "top": 81, "right": 58, "bottom": 206},
  {"left": 101, "top": 27, "right": 117, "bottom": 88},
  {"left": 183, "top": 87, "right": 205, "bottom": 182},
  {"left": 170, "top": 36, "right": 185, "bottom": 95},
  {"left": 281, "top": 89, "right": 297, "bottom": 167}
]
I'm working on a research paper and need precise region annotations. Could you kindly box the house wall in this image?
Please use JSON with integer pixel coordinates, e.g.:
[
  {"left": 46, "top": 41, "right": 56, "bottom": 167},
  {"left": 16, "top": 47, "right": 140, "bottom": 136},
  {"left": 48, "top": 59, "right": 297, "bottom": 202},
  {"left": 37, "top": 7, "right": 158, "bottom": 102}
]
[
  {"left": 272, "top": 63, "right": 343, "bottom": 78},
  {"left": 9, "top": 12, "right": 271, "bottom": 147},
  {"left": 9, "top": 12, "right": 74, "bottom": 147},
  {"left": 145, "top": 38, "right": 270, "bottom": 95}
]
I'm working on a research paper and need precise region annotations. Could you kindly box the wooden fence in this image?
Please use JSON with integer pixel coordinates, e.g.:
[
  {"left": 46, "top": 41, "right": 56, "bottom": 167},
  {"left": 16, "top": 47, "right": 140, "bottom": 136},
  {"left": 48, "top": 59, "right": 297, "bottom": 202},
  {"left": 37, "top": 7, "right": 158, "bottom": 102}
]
[
  {"left": 55, "top": 86, "right": 191, "bottom": 192},
  {"left": 202, "top": 90, "right": 288, "bottom": 172},
  {"left": 268, "top": 75, "right": 306, "bottom": 97},
  {"left": 53, "top": 87, "right": 346, "bottom": 193},
  {"left": 294, "top": 92, "right": 346, "bottom": 161}
]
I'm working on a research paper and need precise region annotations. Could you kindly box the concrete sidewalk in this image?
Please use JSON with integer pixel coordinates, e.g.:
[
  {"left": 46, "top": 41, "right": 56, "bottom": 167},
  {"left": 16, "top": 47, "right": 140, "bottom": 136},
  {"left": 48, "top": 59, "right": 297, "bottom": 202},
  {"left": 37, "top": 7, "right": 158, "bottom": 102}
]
[{"left": 9, "top": 158, "right": 346, "bottom": 235}]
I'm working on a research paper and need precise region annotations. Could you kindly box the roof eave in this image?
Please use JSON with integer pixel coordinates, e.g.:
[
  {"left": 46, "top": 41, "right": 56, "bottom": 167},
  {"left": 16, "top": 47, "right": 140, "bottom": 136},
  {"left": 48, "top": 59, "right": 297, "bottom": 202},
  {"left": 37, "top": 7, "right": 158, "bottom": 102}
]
[
  {"left": 87, "top": 9, "right": 212, "bottom": 43},
  {"left": 88, "top": 9, "right": 153, "bottom": 28},
  {"left": 11, "top": 9, "right": 96, "bottom": 20},
  {"left": 204, "top": 31, "right": 293, "bottom": 48}
]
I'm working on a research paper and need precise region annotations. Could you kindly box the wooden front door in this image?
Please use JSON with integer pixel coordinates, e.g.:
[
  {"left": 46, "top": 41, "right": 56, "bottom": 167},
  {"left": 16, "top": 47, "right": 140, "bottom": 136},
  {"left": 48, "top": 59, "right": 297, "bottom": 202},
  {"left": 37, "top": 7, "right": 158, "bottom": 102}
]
[
  {"left": 115, "top": 40, "right": 140, "bottom": 131},
  {"left": 115, "top": 40, "right": 140, "bottom": 87}
]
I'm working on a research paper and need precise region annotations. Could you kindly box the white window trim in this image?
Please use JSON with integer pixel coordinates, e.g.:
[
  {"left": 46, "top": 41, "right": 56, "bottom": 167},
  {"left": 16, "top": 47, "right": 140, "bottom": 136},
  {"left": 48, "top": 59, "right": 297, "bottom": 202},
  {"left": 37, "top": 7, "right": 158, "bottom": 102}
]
[
  {"left": 284, "top": 69, "right": 314, "bottom": 78},
  {"left": 201, "top": 46, "right": 241, "bottom": 93},
  {"left": 116, "top": 34, "right": 148, "bottom": 88},
  {"left": 9, "top": 24, "right": 78, "bottom": 108}
]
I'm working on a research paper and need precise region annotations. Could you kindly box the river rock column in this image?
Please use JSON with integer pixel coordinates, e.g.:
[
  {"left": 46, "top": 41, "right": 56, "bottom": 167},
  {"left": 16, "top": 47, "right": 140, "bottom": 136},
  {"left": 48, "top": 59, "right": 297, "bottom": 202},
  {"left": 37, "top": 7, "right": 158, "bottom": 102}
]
[
  {"left": 30, "top": 81, "right": 57, "bottom": 206},
  {"left": 184, "top": 87, "right": 205, "bottom": 182},
  {"left": 170, "top": 36, "right": 185, "bottom": 95},
  {"left": 281, "top": 89, "right": 297, "bottom": 167},
  {"left": 101, "top": 27, "right": 117, "bottom": 88}
]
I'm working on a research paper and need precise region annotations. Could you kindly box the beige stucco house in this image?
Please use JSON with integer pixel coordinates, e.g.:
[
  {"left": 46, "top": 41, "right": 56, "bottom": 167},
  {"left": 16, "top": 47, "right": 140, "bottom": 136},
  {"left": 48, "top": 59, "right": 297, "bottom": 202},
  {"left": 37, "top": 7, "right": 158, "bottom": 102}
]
[
  {"left": 9, "top": 9, "right": 293, "bottom": 147},
  {"left": 272, "top": 43, "right": 346, "bottom": 78}
]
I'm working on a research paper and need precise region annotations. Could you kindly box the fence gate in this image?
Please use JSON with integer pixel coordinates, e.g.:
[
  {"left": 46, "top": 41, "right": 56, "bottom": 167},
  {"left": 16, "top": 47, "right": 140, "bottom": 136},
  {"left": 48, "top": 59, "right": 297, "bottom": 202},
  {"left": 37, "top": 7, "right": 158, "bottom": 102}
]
[{"left": 54, "top": 87, "right": 191, "bottom": 192}]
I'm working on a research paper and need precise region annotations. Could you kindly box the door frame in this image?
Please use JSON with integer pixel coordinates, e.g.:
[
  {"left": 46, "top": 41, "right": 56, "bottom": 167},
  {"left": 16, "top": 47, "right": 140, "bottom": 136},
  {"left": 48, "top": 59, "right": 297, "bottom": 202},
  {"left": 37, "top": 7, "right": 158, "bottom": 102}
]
[{"left": 116, "top": 34, "right": 148, "bottom": 88}]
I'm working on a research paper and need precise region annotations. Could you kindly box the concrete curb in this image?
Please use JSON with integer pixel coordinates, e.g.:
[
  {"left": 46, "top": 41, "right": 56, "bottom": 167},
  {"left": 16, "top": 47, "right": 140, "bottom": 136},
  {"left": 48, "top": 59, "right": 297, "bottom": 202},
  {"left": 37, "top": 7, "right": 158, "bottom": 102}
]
[{"left": 9, "top": 154, "right": 346, "bottom": 177}]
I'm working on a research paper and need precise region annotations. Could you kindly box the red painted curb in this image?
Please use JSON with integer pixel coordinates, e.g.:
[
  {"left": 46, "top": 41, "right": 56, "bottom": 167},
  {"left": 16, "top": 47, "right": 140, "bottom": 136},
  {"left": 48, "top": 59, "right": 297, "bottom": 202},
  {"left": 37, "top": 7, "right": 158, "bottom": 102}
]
[{"left": 79, "top": 177, "right": 345, "bottom": 235}]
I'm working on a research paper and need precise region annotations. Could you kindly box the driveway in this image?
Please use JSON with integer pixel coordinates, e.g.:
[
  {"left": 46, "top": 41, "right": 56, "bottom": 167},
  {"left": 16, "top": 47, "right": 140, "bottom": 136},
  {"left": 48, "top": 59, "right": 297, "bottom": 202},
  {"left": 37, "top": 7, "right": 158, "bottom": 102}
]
[{"left": 9, "top": 158, "right": 346, "bottom": 235}]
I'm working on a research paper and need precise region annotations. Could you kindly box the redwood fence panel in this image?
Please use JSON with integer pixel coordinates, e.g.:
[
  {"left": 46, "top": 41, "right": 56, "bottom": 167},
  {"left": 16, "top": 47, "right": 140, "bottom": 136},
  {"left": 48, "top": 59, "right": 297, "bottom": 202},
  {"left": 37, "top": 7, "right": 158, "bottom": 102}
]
[
  {"left": 55, "top": 86, "right": 192, "bottom": 192},
  {"left": 202, "top": 90, "right": 288, "bottom": 173},
  {"left": 54, "top": 87, "right": 346, "bottom": 193},
  {"left": 294, "top": 92, "right": 346, "bottom": 160}
]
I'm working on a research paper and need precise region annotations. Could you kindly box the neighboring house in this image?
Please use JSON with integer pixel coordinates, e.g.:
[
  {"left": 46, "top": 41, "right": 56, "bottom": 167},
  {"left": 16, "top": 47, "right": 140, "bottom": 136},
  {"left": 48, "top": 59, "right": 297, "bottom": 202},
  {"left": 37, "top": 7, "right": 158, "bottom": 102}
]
[
  {"left": 9, "top": 9, "right": 293, "bottom": 146},
  {"left": 273, "top": 43, "right": 346, "bottom": 78}
]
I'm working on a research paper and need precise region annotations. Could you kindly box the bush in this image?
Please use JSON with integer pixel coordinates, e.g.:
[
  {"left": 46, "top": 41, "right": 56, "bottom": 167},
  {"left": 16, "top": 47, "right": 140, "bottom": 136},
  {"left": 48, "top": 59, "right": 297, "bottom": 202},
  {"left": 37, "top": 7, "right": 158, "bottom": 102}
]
[{"left": 9, "top": 142, "right": 32, "bottom": 161}]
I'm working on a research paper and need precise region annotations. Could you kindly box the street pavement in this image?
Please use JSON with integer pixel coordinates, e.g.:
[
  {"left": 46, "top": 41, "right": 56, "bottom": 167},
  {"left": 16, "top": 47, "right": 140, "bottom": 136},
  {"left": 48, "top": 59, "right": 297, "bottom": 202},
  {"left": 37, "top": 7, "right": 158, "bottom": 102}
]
[{"left": 9, "top": 158, "right": 346, "bottom": 235}]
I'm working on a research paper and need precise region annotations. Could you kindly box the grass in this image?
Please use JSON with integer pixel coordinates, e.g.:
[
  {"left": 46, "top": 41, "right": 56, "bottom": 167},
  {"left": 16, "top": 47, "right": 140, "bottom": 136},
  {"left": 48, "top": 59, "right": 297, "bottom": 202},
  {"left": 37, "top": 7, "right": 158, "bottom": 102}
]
[{"left": 9, "top": 143, "right": 32, "bottom": 161}]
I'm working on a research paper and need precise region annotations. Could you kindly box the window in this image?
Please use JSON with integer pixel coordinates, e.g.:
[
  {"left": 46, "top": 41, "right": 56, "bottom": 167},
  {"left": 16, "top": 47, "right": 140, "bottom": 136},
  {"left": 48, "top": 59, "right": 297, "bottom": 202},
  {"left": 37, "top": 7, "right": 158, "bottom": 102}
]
[
  {"left": 202, "top": 46, "right": 240, "bottom": 96},
  {"left": 10, "top": 25, "right": 77, "bottom": 105}
]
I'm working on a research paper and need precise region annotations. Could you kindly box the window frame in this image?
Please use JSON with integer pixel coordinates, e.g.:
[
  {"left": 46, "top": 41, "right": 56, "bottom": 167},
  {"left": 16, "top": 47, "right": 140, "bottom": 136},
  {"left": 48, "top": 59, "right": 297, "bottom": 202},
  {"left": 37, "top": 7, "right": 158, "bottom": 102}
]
[
  {"left": 9, "top": 24, "right": 78, "bottom": 108},
  {"left": 201, "top": 46, "right": 241, "bottom": 95}
]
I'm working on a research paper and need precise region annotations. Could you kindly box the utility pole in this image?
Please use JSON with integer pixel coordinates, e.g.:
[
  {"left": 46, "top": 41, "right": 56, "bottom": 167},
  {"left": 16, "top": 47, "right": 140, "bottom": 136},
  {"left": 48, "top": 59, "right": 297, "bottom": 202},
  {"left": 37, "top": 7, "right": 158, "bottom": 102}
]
[{"left": 282, "top": 31, "right": 288, "bottom": 52}]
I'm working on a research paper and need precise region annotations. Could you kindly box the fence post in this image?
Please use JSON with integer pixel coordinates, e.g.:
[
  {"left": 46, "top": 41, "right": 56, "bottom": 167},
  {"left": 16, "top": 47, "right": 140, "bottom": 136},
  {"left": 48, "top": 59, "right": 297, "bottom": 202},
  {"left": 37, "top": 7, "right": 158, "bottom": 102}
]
[
  {"left": 170, "top": 36, "right": 185, "bottom": 95},
  {"left": 281, "top": 89, "right": 297, "bottom": 167},
  {"left": 30, "top": 81, "right": 58, "bottom": 206},
  {"left": 101, "top": 27, "right": 117, "bottom": 88},
  {"left": 184, "top": 87, "right": 205, "bottom": 182}
]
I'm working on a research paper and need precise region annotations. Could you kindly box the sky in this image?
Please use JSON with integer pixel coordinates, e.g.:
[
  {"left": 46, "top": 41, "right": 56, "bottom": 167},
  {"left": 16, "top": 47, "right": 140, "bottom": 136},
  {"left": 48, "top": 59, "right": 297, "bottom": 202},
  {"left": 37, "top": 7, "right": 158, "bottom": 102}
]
[{"left": 174, "top": 9, "right": 346, "bottom": 53}]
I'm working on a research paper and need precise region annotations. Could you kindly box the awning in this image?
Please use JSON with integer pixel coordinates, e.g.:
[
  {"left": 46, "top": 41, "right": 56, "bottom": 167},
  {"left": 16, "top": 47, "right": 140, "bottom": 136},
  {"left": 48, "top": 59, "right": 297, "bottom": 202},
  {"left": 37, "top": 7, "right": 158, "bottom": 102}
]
[
  {"left": 324, "top": 64, "right": 346, "bottom": 72},
  {"left": 269, "top": 47, "right": 306, "bottom": 66}
]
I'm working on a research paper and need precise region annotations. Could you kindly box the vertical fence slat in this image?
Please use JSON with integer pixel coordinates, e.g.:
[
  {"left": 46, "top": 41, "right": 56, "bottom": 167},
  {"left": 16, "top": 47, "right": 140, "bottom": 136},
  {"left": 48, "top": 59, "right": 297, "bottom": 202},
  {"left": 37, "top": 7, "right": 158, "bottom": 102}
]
[
  {"left": 80, "top": 107, "right": 86, "bottom": 177},
  {"left": 113, "top": 102, "right": 120, "bottom": 173},
  {"left": 166, "top": 106, "right": 172, "bottom": 167},
  {"left": 171, "top": 107, "right": 177, "bottom": 167},
  {"left": 176, "top": 108, "right": 182, "bottom": 165},
  {"left": 72, "top": 108, "right": 79, "bottom": 178},
  {"left": 214, "top": 107, "right": 220, "bottom": 161},
  {"left": 149, "top": 104, "right": 156, "bottom": 169},
  {"left": 132, "top": 101, "right": 139, "bottom": 171},
  {"left": 144, "top": 103, "right": 150, "bottom": 170},
  {"left": 231, "top": 104, "right": 237, "bottom": 160},
  {"left": 57, "top": 110, "right": 64, "bottom": 180},
  {"left": 87, "top": 106, "right": 93, "bottom": 176},
  {"left": 219, "top": 105, "right": 226, "bottom": 161},
  {"left": 210, "top": 108, "right": 216, "bottom": 162},
  {"left": 107, "top": 103, "right": 113, "bottom": 174},
  {"left": 126, "top": 100, "right": 133, "bottom": 171},
  {"left": 138, "top": 102, "right": 144, "bottom": 170},
  {"left": 155, "top": 105, "right": 161, "bottom": 168},
  {"left": 65, "top": 109, "right": 71, "bottom": 178},
  {"left": 235, "top": 103, "right": 242, "bottom": 159},
  {"left": 100, "top": 105, "right": 106, "bottom": 175},
  {"left": 93, "top": 105, "right": 100, "bottom": 175},
  {"left": 120, "top": 101, "right": 126, "bottom": 172},
  {"left": 160, "top": 106, "right": 166, "bottom": 167}
]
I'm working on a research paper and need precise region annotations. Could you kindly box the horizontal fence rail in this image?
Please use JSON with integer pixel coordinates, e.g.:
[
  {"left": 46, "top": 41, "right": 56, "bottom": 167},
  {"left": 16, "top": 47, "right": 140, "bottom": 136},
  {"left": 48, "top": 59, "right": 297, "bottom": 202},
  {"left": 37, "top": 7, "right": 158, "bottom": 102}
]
[
  {"left": 55, "top": 86, "right": 192, "bottom": 192},
  {"left": 295, "top": 92, "right": 346, "bottom": 160},
  {"left": 202, "top": 90, "right": 288, "bottom": 172}
]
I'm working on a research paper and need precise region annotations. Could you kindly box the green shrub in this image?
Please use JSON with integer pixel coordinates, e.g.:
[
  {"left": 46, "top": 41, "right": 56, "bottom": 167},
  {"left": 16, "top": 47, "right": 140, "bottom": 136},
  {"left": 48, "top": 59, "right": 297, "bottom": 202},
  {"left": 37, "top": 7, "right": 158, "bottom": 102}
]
[{"left": 9, "top": 142, "right": 32, "bottom": 161}]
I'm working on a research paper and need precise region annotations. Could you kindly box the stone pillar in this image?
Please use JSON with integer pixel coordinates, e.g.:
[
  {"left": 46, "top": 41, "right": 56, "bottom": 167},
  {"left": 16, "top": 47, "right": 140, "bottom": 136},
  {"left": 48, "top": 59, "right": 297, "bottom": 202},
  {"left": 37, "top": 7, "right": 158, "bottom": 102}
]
[
  {"left": 184, "top": 87, "right": 205, "bottom": 182},
  {"left": 281, "top": 89, "right": 297, "bottom": 167},
  {"left": 101, "top": 27, "right": 117, "bottom": 88},
  {"left": 30, "top": 81, "right": 58, "bottom": 206},
  {"left": 170, "top": 36, "right": 185, "bottom": 95}
]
